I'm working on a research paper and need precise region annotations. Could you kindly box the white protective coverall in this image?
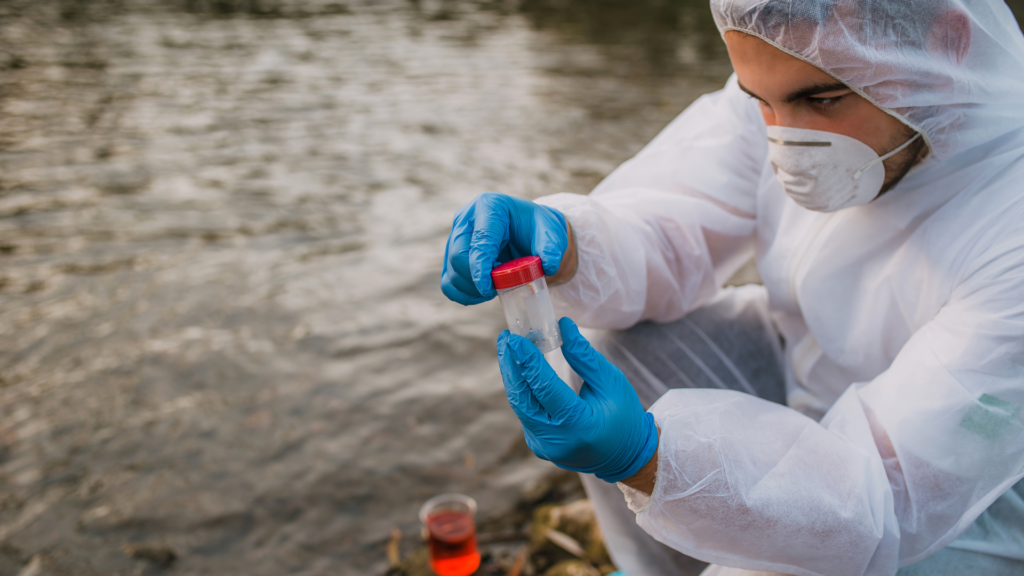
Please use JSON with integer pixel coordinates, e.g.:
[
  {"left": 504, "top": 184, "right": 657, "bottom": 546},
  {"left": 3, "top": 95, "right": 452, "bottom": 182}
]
[{"left": 534, "top": 1, "right": 1024, "bottom": 574}]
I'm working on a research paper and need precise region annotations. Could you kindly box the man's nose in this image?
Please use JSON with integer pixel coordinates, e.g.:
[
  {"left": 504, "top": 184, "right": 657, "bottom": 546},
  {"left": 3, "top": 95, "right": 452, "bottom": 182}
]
[
  {"left": 763, "top": 107, "right": 810, "bottom": 130},
  {"left": 759, "top": 105, "right": 808, "bottom": 130}
]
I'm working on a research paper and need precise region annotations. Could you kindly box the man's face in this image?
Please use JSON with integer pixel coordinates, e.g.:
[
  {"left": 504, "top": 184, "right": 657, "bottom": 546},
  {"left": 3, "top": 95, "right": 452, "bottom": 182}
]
[{"left": 724, "top": 31, "right": 926, "bottom": 194}]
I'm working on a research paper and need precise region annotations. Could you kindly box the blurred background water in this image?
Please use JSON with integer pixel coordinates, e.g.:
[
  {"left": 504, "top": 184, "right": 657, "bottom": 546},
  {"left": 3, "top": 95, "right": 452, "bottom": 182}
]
[{"left": 1, "top": 1, "right": 1022, "bottom": 575}]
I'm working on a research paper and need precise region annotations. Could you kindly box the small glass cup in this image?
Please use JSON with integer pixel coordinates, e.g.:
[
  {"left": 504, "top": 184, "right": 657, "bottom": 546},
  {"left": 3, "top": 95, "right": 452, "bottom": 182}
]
[{"left": 419, "top": 494, "right": 480, "bottom": 576}]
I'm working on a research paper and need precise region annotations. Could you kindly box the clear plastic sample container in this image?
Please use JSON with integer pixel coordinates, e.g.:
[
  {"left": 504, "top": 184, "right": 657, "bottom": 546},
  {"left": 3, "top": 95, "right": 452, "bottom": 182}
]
[{"left": 491, "top": 256, "right": 562, "bottom": 354}]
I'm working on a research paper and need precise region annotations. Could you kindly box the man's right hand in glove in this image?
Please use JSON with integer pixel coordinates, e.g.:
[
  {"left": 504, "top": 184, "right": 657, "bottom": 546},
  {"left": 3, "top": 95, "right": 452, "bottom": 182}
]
[{"left": 441, "top": 192, "right": 575, "bottom": 305}]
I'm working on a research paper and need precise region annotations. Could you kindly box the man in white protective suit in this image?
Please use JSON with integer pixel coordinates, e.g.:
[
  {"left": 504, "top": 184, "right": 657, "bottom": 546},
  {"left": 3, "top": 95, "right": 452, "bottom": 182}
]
[{"left": 440, "top": 1, "right": 1024, "bottom": 575}]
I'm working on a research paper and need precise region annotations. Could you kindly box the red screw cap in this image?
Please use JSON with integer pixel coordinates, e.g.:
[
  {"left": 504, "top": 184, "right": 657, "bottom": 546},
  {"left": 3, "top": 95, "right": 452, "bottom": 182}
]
[{"left": 491, "top": 256, "right": 545, "bottom": 290}]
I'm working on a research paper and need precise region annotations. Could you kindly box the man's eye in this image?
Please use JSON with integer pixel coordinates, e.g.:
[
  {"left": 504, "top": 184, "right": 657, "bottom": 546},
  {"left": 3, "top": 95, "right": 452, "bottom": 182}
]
[
  {"left": 747, "top": 95, "right": 771, "bottom": 109},
  {"left": 808, "top": 95, "right": 846, "bottom": 110}
]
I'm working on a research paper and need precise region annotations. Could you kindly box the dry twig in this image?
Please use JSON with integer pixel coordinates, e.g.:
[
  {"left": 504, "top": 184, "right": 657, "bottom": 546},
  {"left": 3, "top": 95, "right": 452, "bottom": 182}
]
[
  {"left": 505, "top": 547, "right": 527, "bottom": 576},
  {"left": 544, "top": 528, "right": 586, "bottom": 558},
  {"left": 386, "top": 526, "right": 402, "bottom": 567}
]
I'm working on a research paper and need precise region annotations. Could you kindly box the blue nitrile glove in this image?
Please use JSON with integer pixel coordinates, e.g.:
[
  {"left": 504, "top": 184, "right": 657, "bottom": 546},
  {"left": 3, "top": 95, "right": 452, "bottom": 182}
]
[
  {"left": 441, "top": 192, "right": 567, "bottom": 305},
  {"left": 496, "top": 317, "right": 659, "bottom": 483}
]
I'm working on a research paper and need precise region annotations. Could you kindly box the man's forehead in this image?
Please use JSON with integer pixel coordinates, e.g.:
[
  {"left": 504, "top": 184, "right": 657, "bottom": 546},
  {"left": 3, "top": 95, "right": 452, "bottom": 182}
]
[{"left": 726, "top": 33, "right": 851, "bottom": 103}]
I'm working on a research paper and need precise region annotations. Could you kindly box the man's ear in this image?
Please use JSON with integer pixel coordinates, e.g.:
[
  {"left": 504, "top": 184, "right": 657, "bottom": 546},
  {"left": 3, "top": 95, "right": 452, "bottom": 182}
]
[{"left": 927, "top": 8, "right": 972, "bottom": 66}]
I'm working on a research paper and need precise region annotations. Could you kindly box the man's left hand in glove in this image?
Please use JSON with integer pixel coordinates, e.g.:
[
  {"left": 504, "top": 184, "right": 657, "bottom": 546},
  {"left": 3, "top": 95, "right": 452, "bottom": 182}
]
[{"left": 496, "top": 317, "right": 659, "bottom": 487}]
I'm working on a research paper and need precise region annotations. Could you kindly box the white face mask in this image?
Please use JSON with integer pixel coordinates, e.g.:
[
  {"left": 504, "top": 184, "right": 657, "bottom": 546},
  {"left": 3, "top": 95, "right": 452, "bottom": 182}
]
[{"left": 766, "top": 125, "right": 922, "bottom": 212}]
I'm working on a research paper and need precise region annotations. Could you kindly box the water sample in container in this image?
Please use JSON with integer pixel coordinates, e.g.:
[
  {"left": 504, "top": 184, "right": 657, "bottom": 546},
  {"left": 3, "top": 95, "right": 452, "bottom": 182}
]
[
  {"left": 419, "top": 493, "right": 480, "bottom": 576},
  {"left": 491, "top": 255, "right": 562, "bottom": 354}
]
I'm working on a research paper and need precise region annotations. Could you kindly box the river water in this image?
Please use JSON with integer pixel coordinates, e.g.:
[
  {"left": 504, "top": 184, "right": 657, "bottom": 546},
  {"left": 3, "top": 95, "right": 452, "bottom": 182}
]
[
  {"left": 0, "top": 1, "right": 731, "bottom": 574},
  {"left": 1, "top": 1, "right": 1021, "bottom": 575}
]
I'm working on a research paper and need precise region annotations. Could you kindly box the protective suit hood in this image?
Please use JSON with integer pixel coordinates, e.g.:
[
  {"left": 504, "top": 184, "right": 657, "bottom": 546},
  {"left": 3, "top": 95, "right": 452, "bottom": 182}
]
[{"left": 711, "top": 0, "right": 1024, "bottom": 160}]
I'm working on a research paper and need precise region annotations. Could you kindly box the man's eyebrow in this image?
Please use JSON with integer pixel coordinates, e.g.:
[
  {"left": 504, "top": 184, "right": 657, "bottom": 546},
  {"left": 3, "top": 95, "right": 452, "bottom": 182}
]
[
  {"left": 784, "top": 82, "right": 851, "bottom": 103},
  {"left": 737, "top": 80, "right": 762, "bottom": 100},
  {"left": 736, "top": 80, "right": 851, "bottom": 103}
]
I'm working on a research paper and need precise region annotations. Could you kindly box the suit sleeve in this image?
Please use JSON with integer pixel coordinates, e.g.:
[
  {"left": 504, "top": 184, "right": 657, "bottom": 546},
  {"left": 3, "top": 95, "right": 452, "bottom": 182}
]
[{"left": 535, "top": 75, "right": 768, "bottom": 329}]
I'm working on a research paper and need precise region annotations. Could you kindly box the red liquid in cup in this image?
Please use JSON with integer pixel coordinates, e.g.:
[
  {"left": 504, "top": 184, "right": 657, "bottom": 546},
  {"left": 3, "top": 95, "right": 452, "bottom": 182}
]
[{"left": 426, "top": 510, "right": 480, "bottom": 576}]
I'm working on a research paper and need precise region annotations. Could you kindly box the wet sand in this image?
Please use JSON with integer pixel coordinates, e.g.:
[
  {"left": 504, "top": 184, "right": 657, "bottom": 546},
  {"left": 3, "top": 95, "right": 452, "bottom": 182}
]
[{"left": 1, "top": 1, "right": 1021, "bottom": 575}]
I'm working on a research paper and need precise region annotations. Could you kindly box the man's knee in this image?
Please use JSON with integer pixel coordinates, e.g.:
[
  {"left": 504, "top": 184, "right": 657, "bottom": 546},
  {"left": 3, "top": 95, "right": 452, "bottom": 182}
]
[{"left": 577, "top": 287, "right": 786, "bottom": 407}]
